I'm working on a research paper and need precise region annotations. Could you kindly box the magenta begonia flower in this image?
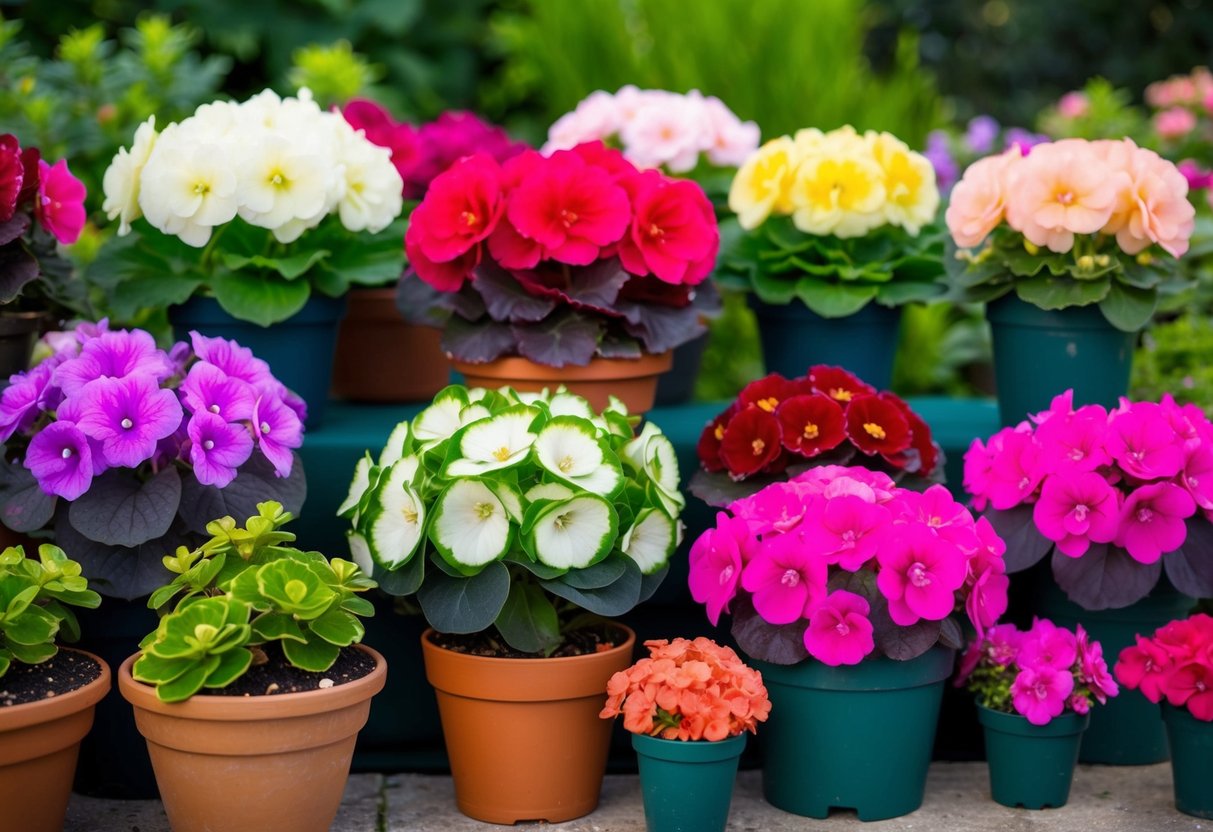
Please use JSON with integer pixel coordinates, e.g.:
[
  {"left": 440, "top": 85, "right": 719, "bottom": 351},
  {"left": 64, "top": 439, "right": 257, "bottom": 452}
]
[
  {"left": 965, "top": 567, "right": 1009, "bottom": 639},
  {"left": 74, "top": 375, "right": 184, "bottom": 468},
  {"left": 1018, "top": 618, "right": 1078, "bottom": 671},
  {"left": 1107, "top": 402, "right": 1184, "bottom": 481},
  {"left": 1032, "top": 469, "right": 1121, "bottom": 557},
  {"left": 1115, "top": 482, "right": 1196, "bottom": 564},
  {"left": 35, "top": 158, "right": 86, "bottom": 244},
  {"left": 688, "top": 512, "right": 751, "bottom": 626},
  {"left": 0, "top": 363, "right": 53, "bottom": 442},
  {"left": 180, "top": 362, "right": 256, "bottom": 422},
  {"left": 1181, "top": 445, "right": 1213, "bottom": 511},
  {"left": 728, "top": 482, "right": 806, "bottom": 537},
  {"left": 740, "top": 531, "right": 827, "bottom": 625},
  {"left": 24, "top": 420, "right": 94, "bottom": 500},
  {"left": 984, "top": 429, "right": 1045, "bottom": 510},
  {"left": 876, "top": 525, "right": 966, "bottom": 626},
  {"left": 1011, "top": 665, "right": 1075, "bottom": 725},
  {"left": 985, "top": 622, "right": 1024, "bottom": 667},
  {"left": 1076, "top": 624, "right": 1119, "bottom": 704},
  {"left": 1035, "top": 404, "right": 1110, "bottom": 472},
  {"left": 801, "top": 494, "right": 888, "bottom": 571},
  {"left": 963, "top": 436, "right": 995, "bottom": 512},
  {"left": 187, "top": 411, "right": 254, "bottom": 488},
  {"left": 54, "top": 330, "right": 175, "bottom": 397},
  {"left": 804, "top": 590, "right": 874, "bottom": 666},
  {"left": 253, "top": 394, "right": 302, "bottom": 477},
  {"left": 189, "top": 332, "right": 274, "bottom": 388}
]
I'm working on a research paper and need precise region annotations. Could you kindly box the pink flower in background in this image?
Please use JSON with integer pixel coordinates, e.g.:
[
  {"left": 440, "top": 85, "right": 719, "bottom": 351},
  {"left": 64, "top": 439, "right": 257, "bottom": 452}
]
[
  {"left": 1107, "top": 402, "right": 1185, "bottom": 480},
  {"left": 986, "top": 623, "right": 1024, "bottom": 666},
  {"left": 1032, "top": 469, "right": 1121, "bottom": 557},
  {"left": 1154, "top": 106, "right": 1197, "bottom": 140},
  {"left": 0, "top": 134, "right": 24, "bottom": 222},
  {"left": 1116, "top": 636, "right": 1177, "bottom": 703},
  {"left": 966, "top": 567, "right": 1009, "bottom": 638},
  {"left": 1177, "top": 160, "right": 1213, "bottom": 191},
  {"left": 963, "top": 436, "right": 996, "bottom": 512},
  {"left": 688, "top": 512, "right": 752, "bottom": 625},
  {"left": 1165, "top": 662, "right": 1213, "bottom": 720},
  {"left": 944, "top": 150, "right": 1018, "bottom": 248},
  {"left": 543, "top": 91, "right": 621, "bottom": 153},
  {"left": 621, "top": 93, "right": 708, "bottom": 173},
  {"left": 34, "top": 158, "right": 86, "bottom": 244},
  {"left": 1057, "top": 91, "right": 1090, "bottom": 119},
  {"left": 703, "top": 96, "right": 761, "bottom": 167},
  {"left": 1116, "top": 482, "right": 1196, "bottom": 564},
  {"left": 1069, "top": 693, "right": 1090, "bottom": 715},
  {"left": 1004, "top": 140, "right": 1120, "bottom": 254},
  {"left": 740, "top": 530, "right": 827, "bottom": 625},
  {"left": 801, "top": 493, "right": 888, "bottom": 570},
  {"left": 0, "top": 362, "right": 53, "bottom": 442},
  {"left": 1011, "top": 664, "right": 1075, "bottom": 725},
  {"left": 876, "top": 525, "right": 966, "bottom": 626},
  {"left": 804, "top": 590, "right": 874, "bottom": 666}
]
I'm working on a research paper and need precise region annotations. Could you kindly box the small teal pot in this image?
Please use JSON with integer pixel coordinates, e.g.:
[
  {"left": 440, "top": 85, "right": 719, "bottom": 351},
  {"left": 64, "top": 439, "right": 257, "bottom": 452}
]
[
  {"left": 977, "top": 705, "right": 1089, "bottom": 809},
  {"left": 1162, "top": 704, "right": 1213, "bottom": 819},
  {"left": 632, "top": 732, "right": 745, "bottom": 832},
  {"left": 170, "top": 293, "right": 347, "bottom": 428},
  {"left": 986, "top": 293, "right": 1136, "bottom": 427},
  {"left": 752, "top": 646, "right": 953, "bottom": 821},
  {"left": 747, "top": 297, "right": 901, "bottom": 389}
]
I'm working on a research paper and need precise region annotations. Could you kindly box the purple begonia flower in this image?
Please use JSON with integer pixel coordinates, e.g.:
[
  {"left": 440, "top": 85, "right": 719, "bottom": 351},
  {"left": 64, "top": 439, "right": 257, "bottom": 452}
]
[
  {"left": 56, "top": 395, "right": 110, "bottom": 476},
  {"left": 54, "top": 329, "right": 175, "bottom": 397},
  {"left": 41, "top": 330, "right": 79, "bottom": 360},
  {"left": 923, "top": 129, "right": 958, "bottom": 192},
  {"left": 0, "top": 363, "right": 54, "bottom": 442},
  {"left": 154, "top": 419, "right": 189, "bottom": 470},
  {"left": 1003, "top": 127, "right": 1048, "bottom": 155},
  {"left": 180, "top": 362, "right": 256, "bottom": 422},
  {"left": 964, "top": 115, "right": 1000, "bottom": 154},
  {"left": 25, "top": 420, "right": 94, "bottom": 499},
  {"left": 189, "top": 332, "right": 273, "bottom": 388},
  {"left": 74, "top": 318, "right": 110, "bottom": 344},
  {"left": 280, "top": 386, "right": 308, "bottom": 425},
  {"left": 74, "top": 374, "right": 184, "bottom": 468},
  {"left": 253, "top": 393, "right": 302, "bottom": 477},
  {"left": 188, "top": 411, "right": 253, "bottom": 488},
  {"left": 167, "top": 341, "right": 193, "bottom": 377}
]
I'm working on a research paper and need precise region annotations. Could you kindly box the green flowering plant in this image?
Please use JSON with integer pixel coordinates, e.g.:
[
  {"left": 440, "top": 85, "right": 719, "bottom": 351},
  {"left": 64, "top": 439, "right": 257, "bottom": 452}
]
[
  {"left": 341, "top": 385, "right": 684, "bottom": 656},
  {"left": 133, "top": 501, "right": 376, "bottom": 702},
  {"left": 0, "top": 544, "right": 101, "bottom": 677}
]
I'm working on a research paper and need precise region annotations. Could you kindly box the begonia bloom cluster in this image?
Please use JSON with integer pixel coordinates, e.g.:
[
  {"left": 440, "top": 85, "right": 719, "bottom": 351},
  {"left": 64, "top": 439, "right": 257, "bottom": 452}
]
[
  {"left": 601, "top": 637, "right": 771, "bottom": 741},
  {"left": 1115, "top": 614, "right": 1213, "bottom": 722},
  {"left": 957, "top": 619, "right": 1118, "bottom": 726},
  {"left": 0, "top": 133, "right": 86, "bottom": 246}
]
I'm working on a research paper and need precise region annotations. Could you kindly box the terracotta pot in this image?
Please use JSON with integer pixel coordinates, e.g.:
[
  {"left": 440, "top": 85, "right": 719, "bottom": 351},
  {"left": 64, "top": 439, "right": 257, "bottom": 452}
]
[
  {"left": 452, "top": 353, "right": 673, "bottom": 415},
  {"left": 119, "top": 645, "right": 386, "bottom": 832},
  {"left": 332, "top": 287, "right": 452, "bottom": 402},
  {"left": 0, "top": 649, "right": 110, "bottom": 832},
  {"left": 421, "top": 626, "right": 635, "bottom": 824}
]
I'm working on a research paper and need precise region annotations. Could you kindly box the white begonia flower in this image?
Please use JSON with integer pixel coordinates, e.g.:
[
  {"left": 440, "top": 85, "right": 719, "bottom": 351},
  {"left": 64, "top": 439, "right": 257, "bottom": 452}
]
[
  {"left": 102, "top": 116, "right": 158, "bottom": 235},
  {"left": 347, "top": 531, "right": 374, "bottom": 576},
  {"left": 185, "top": 100, "right": 243, "bottom": 144},
  {"left": 622, "top": 422, "right": 684, "bottom": 515},
  {"left": 336, "top": 124, "right": 404, "bottom": 233},
  {"left": 413, "top": 389, "right": 471, "bottom": 445},
  {"left": 620, "top": 92, "right": 707, "bottom": 173},
  {"left": 337, "top": 452, "right": 374, "bottom": 520},
  {"left": 378, "top": 422, "right": 412, "bottom": 467},
  {"left": 138, "top": 125, "right": 239, "bottom": 247},
  {"left": 237, "top": 130, "right": 334, "bottom": 235},
  {"left": 369, "top": 460, "right": 426, "bottom": 569},
  {"left": 430, "top": 479, "right": 512, "bottom": 569},
  {"left": 528, "top": 494, "right": 617, "bottom": 571},
  {"left": 445, "top": 406, "right": 539, "bottom": 477},
  {"left": 621, "top": 507, "right": 677, "bottom": 575},
  {"left": 534, "top": 417, "right": 622, "bottom": 497},
  {"left": 525, "top": 482, "right": 576, "bottom": 503}
]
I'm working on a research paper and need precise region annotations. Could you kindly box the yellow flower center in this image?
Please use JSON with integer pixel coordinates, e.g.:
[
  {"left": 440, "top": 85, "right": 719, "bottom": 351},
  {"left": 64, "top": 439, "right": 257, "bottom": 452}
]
[
  {"left": 829, "top": 388, "right": 853, "bottom": 402},
  {"left": 461, "top": 210, "right": 479, "bottom": 229},
  {"left": 803, "top": 422, "right": 819, "bottom": 440},
  {"left": 474, "top": 502, "right": 495, "bottom": 520},
  {"left": 492, "top": 446, "right": 512, "bottom": 462},
  {"left": 863, "top": 422, "right": 887, "bottom": 440},
  {"left": 756, "top": 397, "right": 779, "bottom": 413},
  {"left": 402, "top": 506, "right": 418, "bottom": 525},
  {"left": 647, "top": 222, "right": 664, "bottom": 239},
  {"left": 714, "top": 424, "right": 725, "bottom": 441},
  {"left": 558, "top": 455, "right": 575, "bottom": 473},
  {"left": 192, "top": 181, "right": 211, "bottom": 196},
  {"left": 267, "top": 167, "right": 287, "bottom": 189},
  {"left": 751, "top": 439, "right": 766, "bottom": 456},
  {"left": 559, "top": 209, "right": 579, "bottom": 228}
]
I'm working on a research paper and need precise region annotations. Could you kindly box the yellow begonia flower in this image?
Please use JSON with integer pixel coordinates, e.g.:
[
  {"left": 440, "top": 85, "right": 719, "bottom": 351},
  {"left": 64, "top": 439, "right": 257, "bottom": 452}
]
[
  {"left": 867, "top": 131, "right": 940, "bottom": 235},
  {"left": 788, "top": 151, "right": 887, "bottom": 238},
  {"left": 821, "top": 125, "right": 869, "bottom": 156},
  {"left": 728, "top": 136, "right": 799, "bottom": 229}
]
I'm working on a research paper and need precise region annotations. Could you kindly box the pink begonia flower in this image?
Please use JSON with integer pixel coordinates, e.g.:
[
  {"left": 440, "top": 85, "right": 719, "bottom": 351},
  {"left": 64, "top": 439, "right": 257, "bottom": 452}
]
[
  {"left": 1018, "top": 618, "right": 1079, "bottom": 672},
  {"left": 876, "top": 525, "right": 967, "bottom": 626},
  {"left": 803, "top": 590, "right": 874, "bottom": 666},
  {"left": 1181, "top": 444, "right": 1213, "bottom": 510},
  {"left": 740, "top": 530, "right": 827, "bottom": 625},
  {"left": 688, "top": 512, "right": 751, "bottom": 626},
  {"left": 1004, "top": 140, "right": 1121, "bottom": 253},
  {"left": 616, "top": 169, "right": 718, "bottom": 285},
  {"left": 1100, "top": 142, "right": 1195, "bottom": 257},
  {"left": 792, "top": 465, "right": 897, "bottom": 502},
  {"left": 955, "top": 640, "right": 983, "bottom": 686},
  {"left": 619, "top": 92, "right": 707, "bottom": 173},
  {"left": 1154, "top": 106, "right": 1197, "bottom": 140},
  {"left": 1032, "top": 469, "right": 1121, "bottom": 557},
  {"left": 1115, "top": 482, "right": 1196, "bottom": 564},
  {"left": 728, "top": 482, "right": 806, "bottom": 537},
  {"left": 1115, "top": 636, "right": 1173, "bottom": 703},
  {"left": 945, "top": 150, "right": 1019, "bottom": 248},
  {"left": 1034, "top": 403, "right": 1110, "bottom": 472},
  {"left": 986, "top": 623, "right": 1024, "bottom": 666},
  {"left": 800, "top": 494, "right": 889, "bottom": 571},
  {"left": 1159, "top": 393, "right": 1213, "bottom": 447},
  {"left": 1165, "top": 662, "right": 1213, "bottom": 720},
  {"left": 1069, "top": 693, "right": 1091, "bottom": 715},
  {"left": 1057, "top": 91, "right": 1090, "bottom": 119},
  {"left": 965, "top": 567, "right": 1009, "bottom": 639},
  {"left": 702, "top": 95, "right": 761, "bottom": 167},
  {"left": 35, "top": 158, "right": 87, "bottom": 244},
  {"left": 896, "top": 484, "right": 979, "bottom": 549},
  {"left": 963, "top": 436, "right": 995, "bottom": 512},
  {"left": 1076, "top": 624, "right": 1119, "bottom": 704},
  {"left": 984, "top": 428, "right": 1045, "bottom": 510},
  {"left": 1106, "top": 401, "right": 1185, "bottom": 481},
  {"left": 543, "top": 91, "right": 621, "bottom": 154},
  {"left": 1011, "top": 664, "right": 1075, "bottom": 725}
]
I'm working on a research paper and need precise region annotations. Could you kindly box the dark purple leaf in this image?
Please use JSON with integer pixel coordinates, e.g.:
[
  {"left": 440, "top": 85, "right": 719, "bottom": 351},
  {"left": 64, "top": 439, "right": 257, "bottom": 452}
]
[
  {"left": 615, "top": 298, "right": 708, "bottom": 354},
  {"left": 826, "top": 567, "right": 883, "bottom": 607},
  {"left": 441, "top": 315, "right": 515, "bottom": 363},
  {"left": 513, "top": 312, "right": 602, "bottom": 367},
  {"left": 55, "top": 508, "right": 196, "bottom": 600},
  {"left": 689, "top": 279, "right": 723, "bottom": 318},
  {"left": 596, "top": 333, "right": 644, "bottom": 359},
  {"left": 986, "top": 506, "right": 1054, "bottom": 573},
  {"left": 473, "top": 261, "right": 556, "bottom": 323},
  {"left": 396, "top": 273, "right": 454, "bottom": 326},
  {"left": 730, "top": 594, "right": 809, "bottom": 665},
  {"left": 511, "top": 258, "right": 630, "bottom": 315},
  {"left": 939, "top": 617, "right": 965, "bottom": 650},
  {"left": 1162, "top": 520, "right": 1213, "bottom": 598},
  {"left": 177, "top": 451, "right": 306, "bottom": 535},
  {"left": 67, "top": 466, "right": 182, "bottom": 548},
  {"left": 687, "top": 469, "right": 772, "bottom": 508},
  {"left": 0, "top": 458, "right": 55, "bottom": 533},
  {"left": 876, "top": 618, "right": 942, "bottom": 661},
  {"left": 1051, "top": 545, "right": 1160, "bottom": 611},
  {"left": 0, "top": 242, "right": 40, "bottom": 303},
  {"left": 0, "top": 214, "right": 29, "bottom": 246}
]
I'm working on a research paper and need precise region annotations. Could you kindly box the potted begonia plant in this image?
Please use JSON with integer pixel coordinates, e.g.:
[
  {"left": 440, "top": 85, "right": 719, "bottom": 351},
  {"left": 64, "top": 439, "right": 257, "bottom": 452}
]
[
  {"left": 957, "top": 619, "right": 1118, "bottom": 809},
  {"left": 118, "top": 502, "right": 384, "bottom": 832},
  {"left": 0, "top": 134, "right": 88, "bottom": 377},
  {"left": 689, "top": 465, "right": 1009, "bottom": 820},
  {"left": 397, "top": 142, "right": 720, "bottom": 414},
  {"left": 333, "top": 101, "right": 526, "bottom": 403},
  {"left": 341, "top": 384, "right": 685, "bottom": 823},
  {"left": 92, "top": 88, "right": 407, "bottom": 425},
  {"left": 601, "top": 637, "right": 770, "bottom": 832},
  {"left": 945, "top": 138, "right": 1196, "bottom": 426},
  {"left": 965, "top": 389, "right": 1209, "bottom": 763},
  {"left": 690, "top": 364, "right": 942, "bottom": 507},
  {"left": 721, "top": 125, "right": 943, "bottom": 388},
  {"left": 1115, "top": 613, "right": 1213, "bottom": 819},
  {"left": 0, "top": 544, "right": 105, "bottom": 832}
]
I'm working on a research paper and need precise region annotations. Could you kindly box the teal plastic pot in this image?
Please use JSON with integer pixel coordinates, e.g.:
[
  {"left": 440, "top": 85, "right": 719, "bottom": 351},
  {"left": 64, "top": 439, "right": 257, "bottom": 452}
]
[
  {"left": 747, "top": 297, "right": 901, "bottom": 389},
  {"left": 753, "top": 646, "right": 954, "bottom": 820},
  {"left": 170, "top": 293, "right": 347, "bottom": 428},
  {"left": 986, "top": 293, "right": 1135, "bottom": 427},
  {"left": 978, "top": 705, "right": 1088, "bottom": 809},
  {"left": 632, "top": 732, "right": 745, "bottom": 832},
  {"left": 1036, "top": 577, "right": 1194, "bottom": 764},
  {"left": 1162, "top": 704, "right": 1213, "bottom": 819}
]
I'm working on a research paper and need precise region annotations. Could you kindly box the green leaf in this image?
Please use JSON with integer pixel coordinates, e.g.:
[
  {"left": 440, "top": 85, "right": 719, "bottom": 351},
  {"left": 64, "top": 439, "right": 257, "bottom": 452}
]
[
  {"left": 4, "top": 640, "right": 56, "bottom": 665},
  {"left": 210, "top": 269, "right": 311, "bottom": 326},
  {"left": 504, "top": 551, "right": 566, "bottom": 580},
  {"left": 561, "top": 553, "right": 627, "bottom": 589},
  {"left": 132, "top": 652, "right": 193, "bottom": 685},
  {"left": 541, "top": 556, "right": 643, "bottom": 617},
  {"left": 219, "top": 248, "right": 331, "bottom": 280},
  {"left": 250, "top": 612, "right": 307, "bottom": 643},
  {"left": 157, "top": 655, "right": 221, "bottom": 703},
  {"left": 1014, "top": 274, "right": 1110, "bottom": 310},
  {"left": 203, "top": 648, "right": 253, "bottom": 688},
  {"left": 750, "top": 268, "right": 798, "bottom": 304},
  {"left": 340, "top": 596, "right": 375, "bottom": 617},
  {"left": 1, "top": 604, "right": 58, "bottom": 645},
  {"left": 307, "top": 608, "right": 364, "bottom": 647},
  {"left": 1100, "top": 280, "right": 1157, "bottom": 332},
  {"left": 416, "top": 560, "right": 510, "bottom": 634},
  {"left": 794, "top": 279, "right": 878, "bottom": 317},
  {"left": 282, "top": 631, "right": 341, "bottom": 672},
  {"left": 495, "top": 580, "right": 561, "bottom": 655}
]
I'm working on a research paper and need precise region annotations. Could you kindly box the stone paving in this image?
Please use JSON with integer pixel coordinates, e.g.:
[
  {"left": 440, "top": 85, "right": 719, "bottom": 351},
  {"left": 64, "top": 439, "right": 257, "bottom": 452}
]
[{"left": 65, "top": 763, "right": 1206, "bottom": 831}]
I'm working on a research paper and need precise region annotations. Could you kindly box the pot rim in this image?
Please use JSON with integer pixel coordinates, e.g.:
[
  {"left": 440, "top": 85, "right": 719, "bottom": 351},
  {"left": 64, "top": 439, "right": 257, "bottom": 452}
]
[
  {"left": 752, "top": 645, "right": 956, "bottom": 692},
  {"left": 630, "top": 729, "right": 747, "bottom": 763},
  {"left": 420, "top": 624, "right": 634, "bottom": 668},
  {"left": 452, "top": 352, "right": 673, "bottom": 380},
  {"left": 0, "top": 647, "right": 111, "bottom": 730},
  {"left": 117, "top": 643, "right": 386, "bottom": 720},
  {"left": 976, "top": 703, "right": 1091, "bottom": 738}
]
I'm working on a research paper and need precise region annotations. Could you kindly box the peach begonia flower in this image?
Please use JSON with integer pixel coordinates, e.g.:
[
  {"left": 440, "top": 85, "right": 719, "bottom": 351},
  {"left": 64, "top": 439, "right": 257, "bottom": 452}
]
[
  {"left": 1004, "top": 140, "right": 1121, "bottom": 254},
  {"left": 1103, "top": 143, "right": 1196, "bottom": 257},
  {"left": 944, "top": 149, "right": 1020, "bottom": 248}
]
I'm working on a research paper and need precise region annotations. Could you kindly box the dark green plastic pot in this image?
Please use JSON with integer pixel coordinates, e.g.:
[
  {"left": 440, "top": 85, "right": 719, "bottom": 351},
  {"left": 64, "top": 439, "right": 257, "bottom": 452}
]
[
  {"left": 986, "top": 293, "right": 1135, "bottom": 427},
  {"left": 753, "top": 646, "right": 953, "bottom": 820},
  {"left": 1036, "top": 578, "right": 1194, "bottom": 764},
  {"left": 747, "top": 297, "right": 901, "bottom": 389},
  {"left": 0, "top": 311, "right": 45, "bottom": 378},
  {"left": 170, "top": 293, "right": 347, "bottom": 428},
  {"left": 1162, "top": 704, "right": 1213, "bottom": 819},
  {"left": 977, "top": 705, "right": 1088, "bottom": 809},
  {"left": 632, "top": 732, "right": 745, "bottom": 832}
]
